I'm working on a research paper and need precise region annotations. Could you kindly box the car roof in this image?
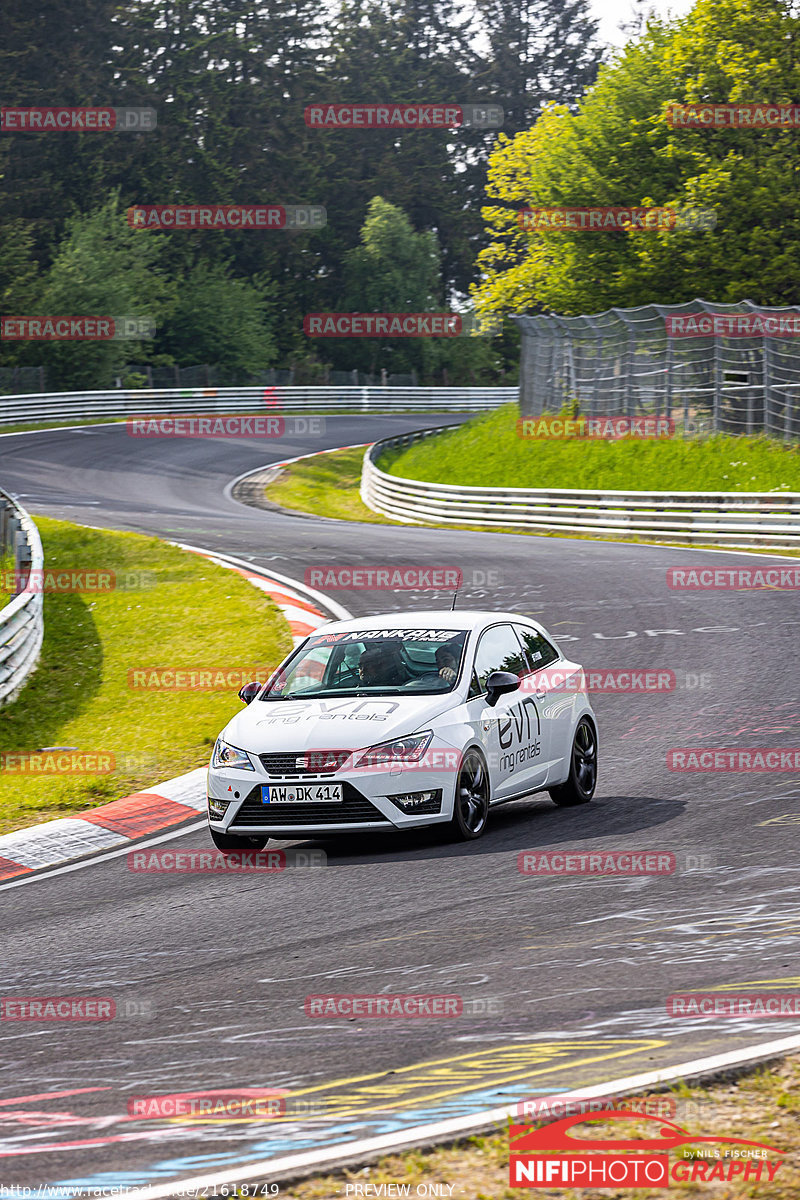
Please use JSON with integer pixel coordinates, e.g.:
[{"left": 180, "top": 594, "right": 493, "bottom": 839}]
[{"left": 310, "top": 610, "right": 543, "bottom": 635}]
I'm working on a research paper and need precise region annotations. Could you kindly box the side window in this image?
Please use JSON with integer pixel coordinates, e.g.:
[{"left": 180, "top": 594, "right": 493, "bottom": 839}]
[
  {"left": 514, "top": 624, "right": 560, "bottom": 670},
  {"left": 472, "top": 625, "right": 528, "bottom": 692}
]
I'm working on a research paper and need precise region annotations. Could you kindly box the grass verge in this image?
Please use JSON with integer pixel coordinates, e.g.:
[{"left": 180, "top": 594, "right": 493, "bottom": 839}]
[
  {"left": 379, "top": 404, "right": 800, "bottom": 493},
  {"left": 266, "top": 446, "right": 392, "bottom": 524},
  {"left": 262, "top": 445, "right": 800, "bottom": 557},
  {"left": 0, "top": 517, "right": 292, "bottom": 836},
  {"left": 280, "top": 1056, "right": 800, "bottom": 1199}
]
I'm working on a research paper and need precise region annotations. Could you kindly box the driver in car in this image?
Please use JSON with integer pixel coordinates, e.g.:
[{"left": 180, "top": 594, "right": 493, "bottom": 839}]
[
  {"left": 435, "top": 645, "right": 459, "bottom": 682},
  {"left": 357, "top": 643, "right": 403, "bottom": 686}
]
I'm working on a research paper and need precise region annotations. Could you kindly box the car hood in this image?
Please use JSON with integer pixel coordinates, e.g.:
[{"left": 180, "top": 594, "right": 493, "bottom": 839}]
[{"left": 223, "top": 693, "right": 459, "bottom": 754}]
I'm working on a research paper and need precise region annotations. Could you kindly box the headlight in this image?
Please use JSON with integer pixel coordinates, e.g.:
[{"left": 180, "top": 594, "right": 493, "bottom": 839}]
[
  {"left": 212, "top": 738, "right": 254, "bottom": 770},
  {"left": 354, "top": 731, "right": 433, "bottom": 769}
]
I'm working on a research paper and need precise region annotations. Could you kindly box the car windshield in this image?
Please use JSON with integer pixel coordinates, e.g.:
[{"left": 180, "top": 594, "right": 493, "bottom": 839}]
[{"left": 259, "top": 628, "right": 469, "bottom": 699}]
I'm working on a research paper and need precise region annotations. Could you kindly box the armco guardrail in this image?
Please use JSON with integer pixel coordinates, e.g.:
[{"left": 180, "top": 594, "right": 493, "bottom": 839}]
[
  {"left": 0, "top": 490, "right": 44, "bottom": 706},
  {"left": 0, "top": 386, "right": 517, "bottom": 424},
  {"left": 361, "top": 429, "right": 800, "bottom": 547}
]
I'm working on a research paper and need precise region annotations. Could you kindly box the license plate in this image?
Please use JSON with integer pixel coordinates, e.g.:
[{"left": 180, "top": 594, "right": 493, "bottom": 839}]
[{"left": 261, "top": 783, "right": 343, "bottom": 804}]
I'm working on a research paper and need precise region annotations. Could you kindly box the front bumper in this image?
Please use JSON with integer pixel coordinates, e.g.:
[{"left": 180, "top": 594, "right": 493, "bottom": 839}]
[{"left": 207, "top": 762, "right": 455, "bottom": 834}]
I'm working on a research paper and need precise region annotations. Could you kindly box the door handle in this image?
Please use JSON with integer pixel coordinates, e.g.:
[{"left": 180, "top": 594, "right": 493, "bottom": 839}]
[{"left": 535, "top": 690, "right": 546, "bottom": 700}]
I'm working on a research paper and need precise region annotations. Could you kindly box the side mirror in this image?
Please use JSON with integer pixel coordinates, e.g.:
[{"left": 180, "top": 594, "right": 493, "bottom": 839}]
[
  {"left": 485, "top": 670, "right": 520, "bottom": 707},
  {"left": 238, "top": 681, "right": 262, "bottom": 705}
]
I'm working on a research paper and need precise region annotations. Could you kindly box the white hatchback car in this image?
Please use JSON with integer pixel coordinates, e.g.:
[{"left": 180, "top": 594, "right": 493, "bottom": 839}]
[{"left": 207, "top": 610, "right": 598, "bottom": 846}]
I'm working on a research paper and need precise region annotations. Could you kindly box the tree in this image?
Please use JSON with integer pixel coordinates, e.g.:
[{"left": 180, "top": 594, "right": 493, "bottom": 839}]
[
  {"left": 159, "top": 260, "right": 277, "bottom": 380},
  {"left": 329, "top": 196, "right": 443, "bottom": 375},
  {"left": 473, "top": 0, "right": 800, "bottom": 317},
  {"left": 30, "top": 194, "right": 175, "bottom": 389},
  {"left": 475, "top": 0, "right": 601, "bottom": 135}
]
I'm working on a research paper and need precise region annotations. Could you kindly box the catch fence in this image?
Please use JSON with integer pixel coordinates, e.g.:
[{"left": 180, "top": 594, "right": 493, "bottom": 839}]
[{"left": 514, "top": 299, "right": 800, "bottom": 438}]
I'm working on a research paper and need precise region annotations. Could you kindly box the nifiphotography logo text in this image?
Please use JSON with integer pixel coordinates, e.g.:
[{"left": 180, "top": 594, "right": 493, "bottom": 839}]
[{"left": 509, "top": 1110, "right": 785, "bottom": 1187}]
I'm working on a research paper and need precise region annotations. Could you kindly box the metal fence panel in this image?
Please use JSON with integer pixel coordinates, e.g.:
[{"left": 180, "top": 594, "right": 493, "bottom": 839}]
[{"left": 514, "top": 299, "right": 800, "bottom": 439}]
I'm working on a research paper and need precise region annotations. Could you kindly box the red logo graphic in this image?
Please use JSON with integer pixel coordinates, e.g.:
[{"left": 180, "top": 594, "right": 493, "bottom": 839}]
[
  {"left": 509, "top": 1110, "right": 784, "bottom": 1187},
  {"left": 667, "top": 567, "right": 800, "bottom": 589},
  {"left": 667, "top": 102, "right": 800, "bottom": 128},
  {"left": 305, "top": 994, "right": 462, "bottom": 1017},
  {"left": 518, "top": 851, "right": 675, "bottom": 876},
  {"left": 127, "top": 667, "right": 276, "bottom": 691},
  {"left": 668, "top": 748, "right": 800, "bottom": 771},
  {"left": 668, "top": 992, "right": 800, "bottom": 1017},
  {"left": 304, "top": 313, "right": 462, "bottom": 337},
  {"left": 127, "top": 850, "right": 286, "bottom": 873},
  {"left": 518, "top": 207, "right": 679, "bottom": 232},
  {"left": 518, "top": 415, "right": 674, "bottom": 439},
  {"left": 304, "top": 566, "right": 462, "bottom": 590},
  {"left": 667, "top": 312, "right": 800, "bottom": 338},
  {"left": 1, "top": 998, "right": 115, "bottom": 1021},
  {"left": 0, "top": 752, "right": 114, "bottom": 775}
]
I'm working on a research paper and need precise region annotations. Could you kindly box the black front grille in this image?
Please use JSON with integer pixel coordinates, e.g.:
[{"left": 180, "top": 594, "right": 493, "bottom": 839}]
[
  {"left": 231, "top": 782, "right": 391, "bottom": 827},
  {"left": 259, "top": 751, "right": 351, "bottom": 776}
]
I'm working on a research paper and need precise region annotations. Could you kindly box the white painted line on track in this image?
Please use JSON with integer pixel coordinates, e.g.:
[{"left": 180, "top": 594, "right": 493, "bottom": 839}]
[
  {"left": 172, "top": 543, "right": 353, "bottom": 622},
  {"left": 0, "top": 821, "right": 206, "bottom": 893},
  {"left": 122, "top": 1032, "right": 800, "bottom": 1198}
]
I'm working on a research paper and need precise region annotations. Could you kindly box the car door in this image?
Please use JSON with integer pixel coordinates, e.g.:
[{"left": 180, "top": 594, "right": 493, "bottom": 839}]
[
  {"left": 514, "top": 623, "right": 574, "bottom": 783},
  {"left": 466, "top": 623, "right": 547, "bottom": 800}
]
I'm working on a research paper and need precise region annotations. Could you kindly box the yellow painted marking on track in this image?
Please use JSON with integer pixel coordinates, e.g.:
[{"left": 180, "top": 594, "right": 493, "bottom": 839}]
[
  {"left": 759, "top": 814, "right": 800, "bottom": 825},
  {"left": 160, "top": 1040, "right": 669, "bottom": 1124},
  {"left": 272, "top": 1039, "right": 666, "bottom": 1120},
  {"left": 360, "top": 929, "right": 438, "bottom": 946},
  {"left": 712, "top": 977, "right": 800, "bottom": 991}
]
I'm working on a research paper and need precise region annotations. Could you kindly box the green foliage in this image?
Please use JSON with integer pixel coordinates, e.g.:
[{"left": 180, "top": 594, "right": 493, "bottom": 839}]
[
  {"left": 0, "top": 517, "right": 291, "bottom": 835},
  {"left": 25, "top": 194, "right": 175, "bottom": 389},
  {"left": 0, "top": 0, "right": 602, "bottom": 380},
  {"left": 474, "top": 0, "right": 800, "bottom": 316},
  {"left": 160, "top": 260, "right": 277, "bottom": 381},
  {"left": 381, "top": 403, "right": 800, "bottom": 490}
]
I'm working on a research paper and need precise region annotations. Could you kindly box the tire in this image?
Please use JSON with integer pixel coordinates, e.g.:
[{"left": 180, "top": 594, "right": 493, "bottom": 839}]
[
  {"left": 549, "top": 717, "right": 597, "bottom": 807},
  {"left": 447, "top": 748, "right": 490, "bottom": 840},
  {"left": 209, "top": 827, "right": 269, "bottom": 852}
]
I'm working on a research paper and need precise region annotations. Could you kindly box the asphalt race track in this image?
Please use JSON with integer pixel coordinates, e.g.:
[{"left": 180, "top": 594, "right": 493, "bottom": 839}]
[{"left": 1, "top": 416, "right": 799, "bottom": 1194}]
